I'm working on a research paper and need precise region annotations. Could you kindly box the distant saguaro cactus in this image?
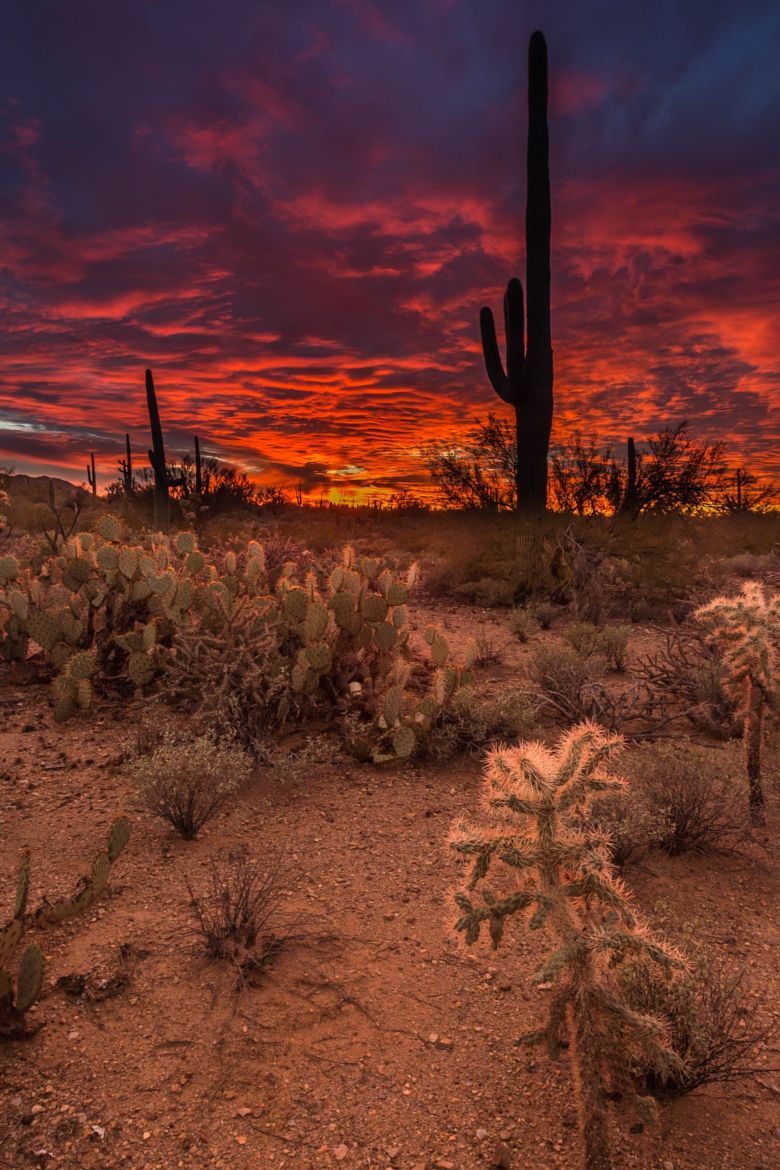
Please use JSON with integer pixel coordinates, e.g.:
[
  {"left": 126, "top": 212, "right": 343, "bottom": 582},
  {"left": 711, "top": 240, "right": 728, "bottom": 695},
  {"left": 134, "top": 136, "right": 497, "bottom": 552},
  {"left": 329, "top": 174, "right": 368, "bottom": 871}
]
[
  {"left": 695, "top": 582, "right": 780, "bottom": 826},
  {"left": 86, "top": 451, "right": 97, "bottom": 497},
  {"left": 480, "top": 30, "right": 553, "bottom": 513},
  {"left": 450, "top": 722, "right": 683, "bottom": 1170}
]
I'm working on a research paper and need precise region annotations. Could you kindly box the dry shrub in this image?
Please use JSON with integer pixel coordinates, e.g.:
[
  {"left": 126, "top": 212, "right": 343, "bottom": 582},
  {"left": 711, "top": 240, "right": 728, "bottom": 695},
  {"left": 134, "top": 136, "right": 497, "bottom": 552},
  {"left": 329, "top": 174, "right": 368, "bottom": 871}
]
[
  {"left": 531, "top": 601, "right": 559, "bottom": 630},
  {"left": 525, "top": 643, "right": 599, "bottom": 725},
  {"left": 187, "top": 848, "right": 291, "bottom": 976},
  {"left": 619, "top": 949, "right": 772, "bottom": 1097},
  {"left": 473, "top": 632, "right": 504, "bottom": 666},
  {"left": 424, "top": 689, "right": 539, "bottom": 759},
  {"left": 594, "top": 741, "right": 746, "bottom": 860},
  {"left": 507, "top": 608, "right": 539, "bottom": 643},
  {"left": 634, "top": 625, "right": 740, "bottom": 738},
  {"left": 133, "top": 732, "right": 252, "bottom": 839}
]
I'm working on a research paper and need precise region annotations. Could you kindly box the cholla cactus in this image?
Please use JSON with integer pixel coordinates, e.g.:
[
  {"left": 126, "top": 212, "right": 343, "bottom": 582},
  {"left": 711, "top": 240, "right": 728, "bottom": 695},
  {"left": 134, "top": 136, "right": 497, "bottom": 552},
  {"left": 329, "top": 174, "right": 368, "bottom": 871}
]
[
  {"left": 450, "top": 722, "right": 683, "bottom": 1170},
  {"left": 695, "top": 582, "right": 780, "bottom": 826}
]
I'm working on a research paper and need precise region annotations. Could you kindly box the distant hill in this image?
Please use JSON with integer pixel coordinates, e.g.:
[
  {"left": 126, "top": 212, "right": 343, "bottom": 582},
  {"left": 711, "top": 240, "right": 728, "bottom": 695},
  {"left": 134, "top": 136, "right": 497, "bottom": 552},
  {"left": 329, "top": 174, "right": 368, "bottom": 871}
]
[{"left": 1, "top": 473, "right": 94, "bottom": 505}]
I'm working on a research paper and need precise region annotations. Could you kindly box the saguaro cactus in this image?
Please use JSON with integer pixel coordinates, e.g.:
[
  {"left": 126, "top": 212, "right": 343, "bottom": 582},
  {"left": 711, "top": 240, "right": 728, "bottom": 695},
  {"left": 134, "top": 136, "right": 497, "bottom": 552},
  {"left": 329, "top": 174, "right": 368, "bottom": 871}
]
[
  {"left": 450, "top": 722, "right": 683, "bottom": 1170},
  {"left": 119, "top": 433, "right": 134, "bottom": 496},
  {"left": 86, "top": 451, "right": 97, "bottom": 497},
  {"left": 480, "top": 30, "right": 553, "bottom": 513},
  {"left": 695, "top": 582, "right": 780, "bottom": 826},
  {"left": 146, "top": 368, "right": 172, "bottom": 530}
]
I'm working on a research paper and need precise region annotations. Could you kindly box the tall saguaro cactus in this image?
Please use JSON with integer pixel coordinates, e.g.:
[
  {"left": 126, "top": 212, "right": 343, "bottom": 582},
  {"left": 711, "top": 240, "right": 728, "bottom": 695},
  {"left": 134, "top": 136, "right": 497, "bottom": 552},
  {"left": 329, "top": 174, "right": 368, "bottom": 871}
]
[
  {"left": 480, "top": 30, "right": 553, "bottom": 513},
  {"left": 145, "top": 368, "right": 171, "bottom": 531}
]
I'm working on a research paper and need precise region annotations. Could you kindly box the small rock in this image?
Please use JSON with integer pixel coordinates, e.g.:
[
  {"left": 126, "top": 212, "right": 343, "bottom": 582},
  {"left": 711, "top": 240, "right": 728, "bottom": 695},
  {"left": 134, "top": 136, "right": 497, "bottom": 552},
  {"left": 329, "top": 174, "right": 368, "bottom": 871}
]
[
  {"left": 31, "top": 1105, "right": 44, "bottom": 1116},
  {"left": 433, "top": 1036, "right": 453, "bottom": 1051},
  {"left": 386, "top": 1148, "right": 400, "bottom": 1160},
  {"left": 236, "top": 1106, "right": 252, "bottom": 1117},
  {"left": 662, "top": 1163, "right": 675, "bottom": 1170},
  {"left": 334, "top": 1145, "right": 349, "bottom": 1161},
  {"left": 492, "top": 1140, "right": 512, "bottom": 1169},
  {"left": 476, "top": 1128, "right": 488, "bottom": 1140}
]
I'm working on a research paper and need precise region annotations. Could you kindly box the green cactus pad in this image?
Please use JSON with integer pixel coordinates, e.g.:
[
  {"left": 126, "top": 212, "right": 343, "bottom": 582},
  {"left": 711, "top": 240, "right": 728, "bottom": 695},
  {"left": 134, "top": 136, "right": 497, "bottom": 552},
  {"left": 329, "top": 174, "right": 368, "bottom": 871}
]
[
  {"left": 175, "top": 532, "right": 196, "bottom": 555},
  {"left": 386, "top": 583, "right": 408, "bottom": 606},
  {"left": 0, "top": 967, "right": 12, "bottom": 1002},
  {"left": 424, "top": 626, "right": 437, "bottom": 645},
  {"left": 107, "top": 816, "right": 131, "bottom": 864},
  {"left": 50, "top": 643, "right": 74, "bottom": 672},
  {"left": 185, "top": 550, "right": 205, "bottom": 574},
  {"left": 117, "top": 548, "right": 139, "bottom": 578},
  {"left": 96, "top": 545, "right": 119, "bottom": 572},
  {"left": 374, "top": 621, "right": 397, "bottom": 653},
  {"left": 15, "top": 943, "right": 44, "bottom": 1013},
  {"left": 141, "top": 622, "right": 157, "bottom": 651},
  {"left": 68, "top": 650, "right": 97, "bottom": 681},
  {"left": 392, "top": 605, "right": 408, "bottom": 630},
  {"left": 303, "top": 602, "right": 329, "bottom": 642},
  {"left": 53, "top": 674, "right": 78, "bottom": 702},
  {"left": 28, "top": 610, "right": 62, "bottom": 652},
  {"left": 361, "top": 594, "right": 388, "bottom": 623},
  {"left": 53, "top": 696, "right": 77, "bottom": 722},
  {"left": 305, "top": 641, "right": 332, "bottom": 673},
  {"left": 291, "top": 663, "right": 307, "bottom": 692},
  {"left": 283, "top": 588, "right": 309, "bottom": 622},
  {"left": 128, "top": 651, "right": 155, "bottom": 688},
  {"left": 0, "top": 919, "right": 23, "bottom": 966},
  {"left": 383, "top": 685, "right": 402, "bottom": 726},
  {"left": 62, "top": 559, "right": 92, "bottom": 591},
  {"left": 0, "top": 554, "right": 19, "bottom": 582},
  {"left": 90, "top": 852, "right": 110, "bottom": 898},
  {"left": 131, "top": 578, "right": 152, "bottom": 602},
  {"left": 8, "top": 591, "right": 29, "bottom": 621},
  {"left": 14, "top": 850, "right": 31, "bottom": 920},
  {"left": 431, "top": 635, "right": 449, "bottom": 668},
  {"left": 391, "top": 726, "right": 416, "bottom": 759},
  {"left": 96, "top": 515, "right": 123, "bottom": 542},
  {"left": 76, "top": 679, "right": 92, "bottom": 710}
]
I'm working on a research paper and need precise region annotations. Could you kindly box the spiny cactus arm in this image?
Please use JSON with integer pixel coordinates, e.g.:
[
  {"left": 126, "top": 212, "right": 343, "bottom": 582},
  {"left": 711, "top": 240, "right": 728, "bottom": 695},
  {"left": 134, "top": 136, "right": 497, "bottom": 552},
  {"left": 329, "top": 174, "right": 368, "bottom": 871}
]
[
  {"left": 531, "top": 941, "right": 580, "bottom": 984},
  {"left": 555, "top": 721, "right": 624, "bottom": 789},
  {"left": 14, "top": 849, "right": 30, "bottom": 919},
  {"left": 586, "top": 924, "right": 686, "bottom": 973},
  {"left": 591, "top": 984, "right": 685, "bottom": 1081},
  {"left": 454, "top": 888, "right": 536, "bottom": 947}
]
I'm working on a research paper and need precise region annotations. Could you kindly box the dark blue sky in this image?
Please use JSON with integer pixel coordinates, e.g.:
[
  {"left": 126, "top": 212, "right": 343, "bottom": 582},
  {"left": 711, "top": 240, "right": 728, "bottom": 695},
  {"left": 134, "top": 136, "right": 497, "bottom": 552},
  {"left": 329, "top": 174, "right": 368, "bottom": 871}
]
[{"left": 1, "top": 0, "right": 778, "bottom": 497}]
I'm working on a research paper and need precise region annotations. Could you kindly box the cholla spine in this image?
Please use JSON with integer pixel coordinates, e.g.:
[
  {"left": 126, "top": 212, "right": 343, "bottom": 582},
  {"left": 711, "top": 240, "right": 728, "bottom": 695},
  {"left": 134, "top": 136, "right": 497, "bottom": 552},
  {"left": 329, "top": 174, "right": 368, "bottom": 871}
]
[
  {"left": 450, "top": 722, "right": 683, "bottom": 1170},
  {"left": 694, "top": 582, "right": 780, "bottom": 826}
]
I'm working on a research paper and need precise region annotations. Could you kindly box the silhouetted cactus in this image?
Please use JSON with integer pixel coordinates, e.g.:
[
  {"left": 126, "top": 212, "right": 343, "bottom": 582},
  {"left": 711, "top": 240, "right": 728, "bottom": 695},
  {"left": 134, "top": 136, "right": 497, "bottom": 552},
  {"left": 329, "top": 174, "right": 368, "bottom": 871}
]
[
  {"left": 480, "top": 30, "right": 553, "bottom": 514},
  {"left": 119, "top": 433, "right": 134, "bottom": 495},
  {"left": 694, "top": 582, "right": 780, "bottom": 826},
  {"left": 618, "top": 437, "right": 639, "bottom": 517},
  {"left": 451, "top": 722, "right": 683, "bottom": 1170},
  {"left": 87, "top": 451, "right": 97, "bottom": 497},
  {"left": 145, "top": 368, "right": 171, "bottom": 530}
]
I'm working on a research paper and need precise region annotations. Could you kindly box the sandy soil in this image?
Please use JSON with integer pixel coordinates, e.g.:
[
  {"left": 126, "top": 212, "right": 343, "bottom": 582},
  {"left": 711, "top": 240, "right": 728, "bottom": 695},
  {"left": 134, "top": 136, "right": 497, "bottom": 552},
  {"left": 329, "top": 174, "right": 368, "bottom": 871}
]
[{"left": 1, "top": 602, "right": 779, "bottom": 1170}]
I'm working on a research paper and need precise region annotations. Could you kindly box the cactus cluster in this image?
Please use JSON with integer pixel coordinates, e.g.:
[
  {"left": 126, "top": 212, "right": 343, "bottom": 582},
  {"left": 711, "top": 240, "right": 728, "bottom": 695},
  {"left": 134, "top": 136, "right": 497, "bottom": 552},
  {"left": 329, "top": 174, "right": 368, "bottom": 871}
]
[
  {"left": 1, "top": 531, "right": 471, "bottom": 760},
  {"left": 1, "top": 817, "right": 130, "bottom": 1037},
  {"left": 694, "top": 582, "right": 780, "bottom": 826},
  {"left": 450, "top": 722, "right": 684, "bottom": 1170}
]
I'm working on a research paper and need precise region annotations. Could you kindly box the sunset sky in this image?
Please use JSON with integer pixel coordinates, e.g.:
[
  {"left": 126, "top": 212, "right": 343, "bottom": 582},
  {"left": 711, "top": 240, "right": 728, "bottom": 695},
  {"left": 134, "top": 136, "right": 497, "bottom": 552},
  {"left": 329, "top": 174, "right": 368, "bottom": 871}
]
[{"left": 1, "top": 0, "right": 778, "bottom": 501}]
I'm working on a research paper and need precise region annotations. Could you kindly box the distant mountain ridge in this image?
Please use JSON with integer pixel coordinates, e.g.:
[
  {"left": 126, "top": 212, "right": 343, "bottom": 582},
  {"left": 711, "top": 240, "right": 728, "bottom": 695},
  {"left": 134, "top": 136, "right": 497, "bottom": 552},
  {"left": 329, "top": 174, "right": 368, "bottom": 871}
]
[{"left": 1, "top": 472, "right": 94, "bottom": 504}]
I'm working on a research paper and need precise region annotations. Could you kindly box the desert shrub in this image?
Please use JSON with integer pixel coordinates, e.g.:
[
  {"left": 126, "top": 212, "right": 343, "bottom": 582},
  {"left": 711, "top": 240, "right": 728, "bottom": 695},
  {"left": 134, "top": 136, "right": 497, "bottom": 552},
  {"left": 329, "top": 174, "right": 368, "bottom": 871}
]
[
  {"left": 563, "top": 621, "right": 602, "bottom": 658},
  {"left": 133, "top": 732, "right": 251, "bottom": 839},
  {"left": 633, "top": 625, "right": 740, "bottom": 739},
  {"left": 588, "top": 789, "right": 673, "bottom": 867},
  {"left": 531, "top": 601, "right": 558, "bottom": 630},
  {"left": 473, "top": 633, "right": 504, "bottom": 666},
  {"left": 507, "top": 608, "right": 539, "bottom": 643},
  {"left": 454, "top": 576, "right": 516, "bottom": 608},
  {"left": 619, "top": 949, "right": 771, "bottom": 1097},
  {"left": 525, "top": 643, "right": 599, "bottom": 725},
  {"left": 187, "top": 848, "right": 291, "bottom": 974},
  {"left": 597, "top": 624, "right": 631, "bottom": 672},
  {"left": 423, "top": 689, "right": 539, "bottom": 759},
  {"left": 597, "top": 741, "right": 746, "bottom": 857}
]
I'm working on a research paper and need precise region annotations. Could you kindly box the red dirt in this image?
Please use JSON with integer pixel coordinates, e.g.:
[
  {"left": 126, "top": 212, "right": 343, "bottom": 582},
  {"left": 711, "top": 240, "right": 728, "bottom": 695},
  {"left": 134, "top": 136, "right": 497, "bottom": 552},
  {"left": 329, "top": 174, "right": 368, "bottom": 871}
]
[{"left": 2, "top": 602, "right": 778, "bottom": 1170}]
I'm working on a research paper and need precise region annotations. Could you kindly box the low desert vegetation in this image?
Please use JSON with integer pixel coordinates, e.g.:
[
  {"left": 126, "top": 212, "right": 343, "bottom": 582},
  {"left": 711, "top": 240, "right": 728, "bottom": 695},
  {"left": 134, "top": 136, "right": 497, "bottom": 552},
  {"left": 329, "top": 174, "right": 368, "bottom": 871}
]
[{"left": 1, "top": 489, "right": 778, "bottom": 1170}]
